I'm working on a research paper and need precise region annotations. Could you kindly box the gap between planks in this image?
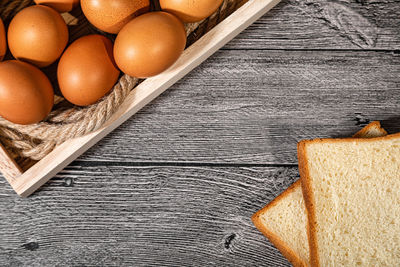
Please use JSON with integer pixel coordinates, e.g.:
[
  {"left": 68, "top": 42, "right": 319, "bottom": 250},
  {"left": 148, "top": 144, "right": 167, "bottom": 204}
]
[
  {"left": 219, "top": 47, "right": 400, "bottom": 52},
  {"left": 70, "top": 160, "right": 299, "bottom": 168},
  {"left": 0, "top": 0, "right": 282, "bottom": 197}
]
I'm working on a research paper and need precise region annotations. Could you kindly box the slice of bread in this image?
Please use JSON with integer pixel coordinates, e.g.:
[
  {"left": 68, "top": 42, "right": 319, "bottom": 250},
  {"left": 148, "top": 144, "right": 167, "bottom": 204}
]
[
  {"left": 352, "top": 121, "right": 388, "bottom": 138},
  {"left": 253, "top": 179, "right": 309, "bottom": 267},
  {"left": 298, "top": 126, "right": 400, "bottom": 266},
  {"left": 252, "top": 122, "right": 387, "bottom": 267}
]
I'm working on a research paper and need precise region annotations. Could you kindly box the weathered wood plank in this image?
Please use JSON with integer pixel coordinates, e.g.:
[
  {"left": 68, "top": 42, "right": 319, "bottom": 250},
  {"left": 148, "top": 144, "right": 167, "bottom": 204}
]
[
  {"left": 0, "top": 165, "right": 298, "bottom": 266},
  {"left": 74, "top": 49, "right": 400, "bottom": 164},
  {"left": 0, "top": 1, "right": 397, "bottom": 266},
  {"left": 7, "top": 0, "right": 283, "bottom": 198},
  {"left": 226, "top": 0, "right": 400, "bottom": 50}
]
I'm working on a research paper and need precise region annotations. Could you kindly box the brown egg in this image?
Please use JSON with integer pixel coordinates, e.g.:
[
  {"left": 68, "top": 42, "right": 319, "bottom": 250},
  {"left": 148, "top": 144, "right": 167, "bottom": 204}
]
[
  {"left": 160, "top": 0, "right": 224, "bottom": 23},
  {"left": 114, "top": 12, "right": 186, "bottom": 78},
  {"left": 0, "top": 60, "right": 54, "bottom": 125},
  {"left": 8, "top": 5, "right": 68, "bottom": 68},
  {"left": 0, "top": 19, "right": 6, "bottom": 61},
  {"left": 34, "top": 0, "right": 80, "bottom": 13},
  {"left": 57, "top": 35, "right": 120, "bottom": 106},
  {"left": 81, "top": 0, "right": 150, "bottom": 34}
]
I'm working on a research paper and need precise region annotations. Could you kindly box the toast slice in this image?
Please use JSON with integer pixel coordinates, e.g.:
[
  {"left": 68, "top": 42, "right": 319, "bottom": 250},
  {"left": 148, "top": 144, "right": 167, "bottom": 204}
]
[
  {"left": 252, "top": 122, "right": 387, "bottom": 267},
  {"left": 298, "top": 126, "right": 400, "bottom": 266}
]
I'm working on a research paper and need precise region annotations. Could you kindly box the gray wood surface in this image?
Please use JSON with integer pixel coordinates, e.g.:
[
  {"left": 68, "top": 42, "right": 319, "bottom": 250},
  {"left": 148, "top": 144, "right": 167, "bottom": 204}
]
[
  {"left": 227, "top": 0, "right": 400, "bottom": 50},
  {"left": 1, "top": 0, "right": 400, "bottom": 266},
  {"left": 1, "top": 165, "right": 298, "bottom": 266},
  {"left": 81, "top": 50, "right": 400, "bottom": 164}
]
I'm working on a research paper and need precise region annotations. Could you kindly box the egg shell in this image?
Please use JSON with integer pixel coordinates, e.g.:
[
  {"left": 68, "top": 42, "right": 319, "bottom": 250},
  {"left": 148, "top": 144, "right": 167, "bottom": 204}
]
[
  {"left": 8, "top": 5, "right": 69, "bottom": 68},
  {"left": 0, "top": 60, "right": 54, "bottom": 125},
  {"left": 81, "top": 0, "right": 150, "bottom": 34},
  {"left": 114, "top": 12, "right": 186, "bottom": 78},
  {"left": 34, "top": 0, "right": 80, "bottom": 13},
  {"left": 160, "top": 0, "right": 224, "bottom": 23},
  {"left": 0, "top": 19, "right": 6, "bottom": 61},
  {"left": 57, "top": 34, "right": 120, "bottom": 106}
]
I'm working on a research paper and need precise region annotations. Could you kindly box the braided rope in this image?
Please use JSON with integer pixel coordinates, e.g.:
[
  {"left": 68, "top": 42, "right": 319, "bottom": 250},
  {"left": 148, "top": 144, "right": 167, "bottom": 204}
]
[
  {"left": 0, "top": 75, "right": 138, "bottom": 160},
  {"left": 0, "top": 0, "right": 33, "bottom": 21},
  {"left": 0, "top": 0, "right": 240, "bottom": 161}
]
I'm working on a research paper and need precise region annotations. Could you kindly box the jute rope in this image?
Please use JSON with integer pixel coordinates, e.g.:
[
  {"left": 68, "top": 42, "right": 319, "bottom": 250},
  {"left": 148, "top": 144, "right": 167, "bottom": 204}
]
[
  {"left": 0, "top": 0, "right": 32, "bottom": 21},
  {"left": 0, "top": 0, "right": 240, "bottom": 162},
  {"left": 0, "top": 75, "right": 138, "bottom": 160}
]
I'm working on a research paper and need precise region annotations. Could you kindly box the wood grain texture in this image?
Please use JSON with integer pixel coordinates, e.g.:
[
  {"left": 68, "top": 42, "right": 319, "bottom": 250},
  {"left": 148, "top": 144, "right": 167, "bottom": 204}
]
[
  {"left": 0, "top": 0, "right": 399, "bottom": 265},
  {"left": 225, "top": 0, "right": 400, "bottom": 50},
  {"left": 76, "top": 50, "right": 400, "bottom": 164},
  {"left": 7, "top": 0, "right": 282, "bottom": 198},
  {"left": 0, "top": 165, "right": 298, "bottom": 266}
]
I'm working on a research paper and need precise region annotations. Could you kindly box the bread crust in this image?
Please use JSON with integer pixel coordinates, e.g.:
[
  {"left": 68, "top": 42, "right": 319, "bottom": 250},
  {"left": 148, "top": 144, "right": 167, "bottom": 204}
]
[
  {"left": 252, "top": 180, "right": 307, "bottom": 267},
  {"left": 353, "top": 121, "right": 387, "bottom": 138},
  {"left": 298, "top": 124, "right": 396, "bottom": 267},
  {"left": 297, "top": 141, "right": 319, "bottom": 267},
  {"left": 252, "top": 122, "right": 387, "bottom": 267}
]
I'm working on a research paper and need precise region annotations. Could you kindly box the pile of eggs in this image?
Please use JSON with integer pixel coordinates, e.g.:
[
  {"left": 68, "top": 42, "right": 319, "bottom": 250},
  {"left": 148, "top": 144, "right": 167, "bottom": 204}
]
[{"left": 0, "top": 0, "right": 223, "bottom": 125}]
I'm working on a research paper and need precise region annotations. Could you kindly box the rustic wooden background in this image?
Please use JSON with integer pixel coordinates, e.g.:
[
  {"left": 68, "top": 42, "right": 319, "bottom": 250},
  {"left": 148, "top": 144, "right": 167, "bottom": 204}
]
[{"left": 1, "top": 0, "right": 400, "bottom": 266}]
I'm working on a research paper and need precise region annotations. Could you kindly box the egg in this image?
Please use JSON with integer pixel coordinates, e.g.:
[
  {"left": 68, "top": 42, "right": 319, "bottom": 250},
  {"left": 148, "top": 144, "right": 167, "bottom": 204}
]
[
  {"left": 57, "top": 35, "right": 120, "bottom": 106},
  {"left": 160, "top": 0, "right": 224, "bottom": 23},
  {"left": 81, "top": 0, "right": 150, "bottom": 34},
  {"left": 114, "top": 12, "right": 186, "bottom": 78},
  {"left": 0, "top": 19, "right": 6, "bottom": 61},
  {"left": 0, "top": 60, "right": 54, "bottom": 125},
  {"left": 8, "top": 5, "right": 68, "bottom": 68},
  {"left": 34, "top": 0, "right": 80, "bottom": 13}
]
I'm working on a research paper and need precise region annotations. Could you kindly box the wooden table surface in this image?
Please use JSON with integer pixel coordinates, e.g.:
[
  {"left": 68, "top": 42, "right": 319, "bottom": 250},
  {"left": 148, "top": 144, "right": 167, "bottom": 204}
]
[{"left": 1, "top": 0, "right": 400, "bottom": 266}]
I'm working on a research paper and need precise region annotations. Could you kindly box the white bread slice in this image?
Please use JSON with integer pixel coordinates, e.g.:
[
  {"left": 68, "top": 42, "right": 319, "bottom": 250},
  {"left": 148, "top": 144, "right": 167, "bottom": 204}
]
[
  {"left": 252, "top": 179, "right": 308, "bottom": 267},
  {"left": 298, "top": 126, "right": 400, "bottom": 266},
  {"left": 252, "top": 122, "right": 387, "bottom": 267},
  {"left": 352, "top": 121, "right": 388, "bottom": 138}
]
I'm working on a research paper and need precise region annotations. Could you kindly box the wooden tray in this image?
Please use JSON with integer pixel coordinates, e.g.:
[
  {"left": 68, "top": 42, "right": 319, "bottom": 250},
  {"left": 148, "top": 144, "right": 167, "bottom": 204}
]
[{"left": 0, "top": 0, "right": 280, "bottom": 197}]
